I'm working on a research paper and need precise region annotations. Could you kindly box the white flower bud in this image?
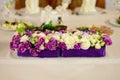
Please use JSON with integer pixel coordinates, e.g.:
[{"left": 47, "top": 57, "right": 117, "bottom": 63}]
[{"left": 95, "top": 42, "right": 101, "bottom": 49}]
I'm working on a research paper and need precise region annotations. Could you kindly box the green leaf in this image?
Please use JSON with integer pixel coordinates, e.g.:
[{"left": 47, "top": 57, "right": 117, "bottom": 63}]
[
  {"left": 77, "top": 27, "right": 89, "bottom": 31},
  {"left": 43, "top": 21, "right": 54, "bottom": 31},
  {"left": 16, "top": 27, "right": 25, "bottom": 35},
  {"left": 27, "top": 25, "right": 36, "bottom": 30},
  {"left": 117, "top": 19, "right": 120, "bottom": 24}
]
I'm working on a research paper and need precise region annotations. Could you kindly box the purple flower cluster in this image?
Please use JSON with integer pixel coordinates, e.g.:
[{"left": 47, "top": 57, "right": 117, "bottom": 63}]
[
  {"left": 18, "top": 41, "right": 31, "bottom": 53},
  {"left": 45, "top": 37, "right": 58, "bottom": 51},
  {"left": 26, "top": 30, "right": 32, "bottom": 36},
  {"left": 103, "top": 35, "right": 112, "bottom": 45},
  {"left": 34, "top": 38, "right": 45, "bottom": 52},
  {"left": 59, "top": 42, "right": 67, "bottom": 50},
  {"left": 10, "top": 35, "right": 21, "bottom": 51},
  {"left": 29, "top": 48, "right": 38, "bottom": 57},
  {"left": 74, "top": 43, "right": 81, "bottom": 50}
]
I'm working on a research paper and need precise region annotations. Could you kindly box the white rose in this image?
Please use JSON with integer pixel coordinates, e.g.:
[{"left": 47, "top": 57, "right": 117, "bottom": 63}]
[
  {"left": 20, "top": 35, "right": 29, "bottom": 42},
  {"left": 66, "top": 44, "right": 73, "bottom": 50},
  {"left": 80, "top": 38, "right": 90, "bottom": 50},
  {"left": 72, "top": 35, "right": 80, "bottom": 42},
  {"left": 90, "top": 38, "right": 97, "bottom": 44},
  {"left": 64, "top": 36, "right": 75, "bottom": 45}
]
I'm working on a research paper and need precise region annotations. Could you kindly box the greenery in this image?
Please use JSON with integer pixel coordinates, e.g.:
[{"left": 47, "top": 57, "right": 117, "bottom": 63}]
[{"left": 117, "top": 19, "right": 120, "bottom": 24}]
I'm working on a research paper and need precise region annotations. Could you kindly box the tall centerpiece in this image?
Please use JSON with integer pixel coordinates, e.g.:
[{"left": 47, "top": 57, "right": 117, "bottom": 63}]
[
  {"left": 80, "top": 0, "right": 97, "bottom": 14},
  {"left": 25, "top": 0, "right": 40, "bottom": 14}
]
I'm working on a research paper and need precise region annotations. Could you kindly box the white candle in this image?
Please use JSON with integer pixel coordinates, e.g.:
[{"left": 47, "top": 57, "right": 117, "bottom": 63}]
[{"left": 25, "top": 0, "right": 40, "bottom": 14}]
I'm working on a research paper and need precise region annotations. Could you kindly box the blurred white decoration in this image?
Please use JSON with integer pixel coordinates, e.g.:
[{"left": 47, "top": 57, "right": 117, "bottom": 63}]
[
  {"left": 54, "top": 0, "right": 71, "bottom": 15},
  {"left": 25, "top": 0, "right": 40, "bottom": 14},
  {"left": 62, "top": 0, "right": 71, "bottom": 9},
  {"left": 80, "top": 0, "right": 97, "bottom": 14},
  {"left": 56, "top": 5, "right": 71, "bottom": 15},
  {"left": 40, "top": 5, "right": 63, "bottom": 24},
  {"left": 44, "top": 5, "right": 53, "bottom": 12},
  {"left": 1, "top": 0, "right": 15, "bottom": 20},
  {"left": 40, "top": 6, "right": 53, "bottom": 23},
  {"left": 112, "top": 0, "right": 120, "bottom": 10},
  {"left": 0, "top": 0, "right": 11, "bottom": 10}
]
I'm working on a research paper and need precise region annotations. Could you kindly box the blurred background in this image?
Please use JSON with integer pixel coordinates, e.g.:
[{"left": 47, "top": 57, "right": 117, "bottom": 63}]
[{"left": 0, "top": 0, "right": 120, "bottom": 10}]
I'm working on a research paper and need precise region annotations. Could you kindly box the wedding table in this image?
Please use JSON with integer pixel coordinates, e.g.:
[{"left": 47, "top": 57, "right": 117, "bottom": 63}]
[{"left": 0, "top": 9, "right": 120, "bottom": 80}]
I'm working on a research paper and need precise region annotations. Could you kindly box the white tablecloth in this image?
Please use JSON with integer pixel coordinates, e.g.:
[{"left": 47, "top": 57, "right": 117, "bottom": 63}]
[{"left": 0, "top": 9, "right": 120, "bottom": 80}]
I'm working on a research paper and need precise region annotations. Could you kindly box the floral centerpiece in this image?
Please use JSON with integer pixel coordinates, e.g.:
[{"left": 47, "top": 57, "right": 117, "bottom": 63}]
[
  {"left": 10, "top": 20, "right": 113, "bottom": 57},
  {"left": 10, "top": 29, "right": 61, "bottom": 57},
  {"left": 60, "top": 25, "right": 113, "bottom": 57}
]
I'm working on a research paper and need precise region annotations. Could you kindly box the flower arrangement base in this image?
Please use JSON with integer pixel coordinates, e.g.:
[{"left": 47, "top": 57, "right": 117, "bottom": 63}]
[
  {"left": 61, "top": 46, "right": 106, "bottom": 57},
  {"left": 17, "top": 49, "right": 60, "bottom": 58}
]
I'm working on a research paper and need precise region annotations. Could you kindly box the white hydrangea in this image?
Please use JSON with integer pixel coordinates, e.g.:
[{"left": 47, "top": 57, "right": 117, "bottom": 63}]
[{"left": 20, "top": 35, "right": 29, "bottom": 42}]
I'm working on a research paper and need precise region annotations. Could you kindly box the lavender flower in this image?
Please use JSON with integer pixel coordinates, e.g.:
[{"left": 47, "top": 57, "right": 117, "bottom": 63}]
[
  {"left": 59, "top": 42, "right": 67, "bottom": 50},
  {"left": 103, "top": 35, "right": 112, "bottom": 45},
  {"left": 83, "top": 30, "right": 90, "bottom": 34},
  {"left": 74, "top": 43, "right": 81, "bottom": 50}
]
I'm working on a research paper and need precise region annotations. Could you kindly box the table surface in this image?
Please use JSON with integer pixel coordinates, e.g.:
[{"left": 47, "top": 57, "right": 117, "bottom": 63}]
[{"left": 0, "top": 9, "right": 120, "bottom": 80}]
